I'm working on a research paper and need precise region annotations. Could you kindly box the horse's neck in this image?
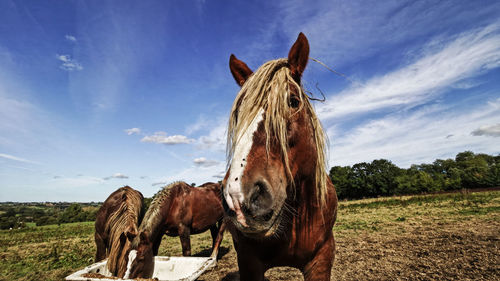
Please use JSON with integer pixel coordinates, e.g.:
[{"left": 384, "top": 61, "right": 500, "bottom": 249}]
[
  {"left": 141, "top": 195, "right": 173, "bottom": 242},
  {"left": 292, "top": 176, "right": 329, "bottom": 224}
]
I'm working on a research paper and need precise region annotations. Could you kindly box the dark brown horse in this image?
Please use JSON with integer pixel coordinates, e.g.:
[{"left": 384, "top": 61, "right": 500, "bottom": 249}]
[
  {"left": 124, "top": 181, "right": 226, "bottom": 278},
  {"left": 223, "top": 33, "right": 338, "bottom": 281},
  {"left": 94, "top": 186, "right": 144, "bottom": 278}
]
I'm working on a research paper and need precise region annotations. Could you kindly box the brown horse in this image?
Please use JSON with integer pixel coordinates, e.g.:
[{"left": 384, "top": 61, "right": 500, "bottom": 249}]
[
  {"left": 124, "top": 181, "right": 226, "bottom": 278},
  {"left": 94, "top": 186, "right": 144, "bottom": 278},
  {"left": 223, "top": 33, "right": 338, "bottom": 281}
]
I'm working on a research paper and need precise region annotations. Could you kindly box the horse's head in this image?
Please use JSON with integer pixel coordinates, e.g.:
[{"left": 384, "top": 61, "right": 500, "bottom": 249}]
[
  {"left": 124, "top": 231, "right": 155, "bottom": 279},
  {"left": 111, "top": 227, "right": 138, "bottom": 277},
  {"left": 223, "top": 33, "right": 328, "bottom": 238}
]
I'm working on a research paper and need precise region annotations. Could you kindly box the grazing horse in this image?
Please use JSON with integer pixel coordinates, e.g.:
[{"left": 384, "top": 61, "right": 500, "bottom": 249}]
[
  {"left": 223, "top": 33, "right": 338, "bottom": 281},
  {"left": 124, "top": 181, "right": 226, "bottom": 278},
  {"left": 94, "top": 186, "right": 144, "bottom": 278}
]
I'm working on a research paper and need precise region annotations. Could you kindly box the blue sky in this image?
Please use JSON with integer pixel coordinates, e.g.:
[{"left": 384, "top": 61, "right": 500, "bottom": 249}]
[{"left": 1, "top": 0, "right": 499, "bottom": 202}]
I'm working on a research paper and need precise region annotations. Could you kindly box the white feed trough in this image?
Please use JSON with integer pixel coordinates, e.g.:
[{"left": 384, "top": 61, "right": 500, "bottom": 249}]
[{"left": 66, "top": 256, "right": 216, "bottom": 281}]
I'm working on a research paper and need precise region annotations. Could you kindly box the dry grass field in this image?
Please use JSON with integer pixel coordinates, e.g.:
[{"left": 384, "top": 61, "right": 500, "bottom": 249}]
[{"left": 1, "top": 189, "right": 498, "bottom": 281}]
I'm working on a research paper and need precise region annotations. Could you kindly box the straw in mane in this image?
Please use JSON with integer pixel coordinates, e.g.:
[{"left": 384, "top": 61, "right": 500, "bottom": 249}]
[{"left": 227, "top": 58, "right": 328, "bottom": 206}]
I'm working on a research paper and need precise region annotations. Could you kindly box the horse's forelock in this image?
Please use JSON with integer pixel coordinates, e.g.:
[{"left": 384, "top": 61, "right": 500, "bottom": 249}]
[{"left": 227, "top": 58, "right": 328, "bottom": 207}]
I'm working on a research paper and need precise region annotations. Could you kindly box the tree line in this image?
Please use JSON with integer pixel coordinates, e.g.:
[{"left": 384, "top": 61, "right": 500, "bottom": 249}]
[
  {"left": 0, "top": 202, "right": 99, "bottom": 230},
  {"left": 2, "top": 151, "right": 498, "bottom": 229},
  {"left": 329, "top": 151, "right": 499, "bottom": 200}
]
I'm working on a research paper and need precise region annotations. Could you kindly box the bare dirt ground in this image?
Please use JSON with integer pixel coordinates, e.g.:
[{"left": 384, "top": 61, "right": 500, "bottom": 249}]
[
  {"left": 196, "top": 191, "right": 500, "bottom": 281},
  {"left": 198, "top": 219, "right": 499, "bottom": 281}
]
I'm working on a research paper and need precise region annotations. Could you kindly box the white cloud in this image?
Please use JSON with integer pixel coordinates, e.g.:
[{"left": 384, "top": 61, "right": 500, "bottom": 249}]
[
  {"left": 57, "top": 54, "right": 83, "bottom": 71},
  {"left": 52, "top": 175, "right": 104, "bottom": 187},
  {"left": 103, "top": 173, "right": 129, "bottom": 180},
  {"left": 212, "top": 171, "right": 226, "bottom": 179},
  {"left": 317, "top": 23, "right": 500, "bottom": 121},
  {"left": 196, "top": 118, "right": 227, "bottom": 151},
  {"left": 0, "top": 153, "right": 38, "bottom": 164},
  {"left": 471, "top": 123, "right": 500, "bottom": 137},
  {"left": 152, "top": 180, "right": 168, "bottom": 186},
  {"left": 193, "top": 157, "right": 219, "bottom": 167},
  {"left": 65, "top": 35, "right": 77, "bottom": 42},
  {"left": 329, "top": 99, "right": 500, "bottom": 168},
  {"left": 125, "top": 127, "right": 141, "bottom": 135},
  {"left": 141, "top": 131, "right": 194, "bottom": 145},
  {"left": 278, "top": 1, "right": 500, "bottom": 67},
  {"left": 185, "top": 116, "right": 210, "bottom": 135},
  {"left": 151, "top": 162, "right": 226, "bottom": 187}
]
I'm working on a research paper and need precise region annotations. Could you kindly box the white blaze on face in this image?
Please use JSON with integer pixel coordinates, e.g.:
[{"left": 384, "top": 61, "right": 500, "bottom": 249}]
[
  {"left": 224, "top": 108, "right": 264, "bottom": 212},
  {"left": 123, "top": 249, "right": 137, "bottom": 279}
]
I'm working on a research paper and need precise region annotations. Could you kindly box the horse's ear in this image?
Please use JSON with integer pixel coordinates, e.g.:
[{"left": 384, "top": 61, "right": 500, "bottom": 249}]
[
  {"left": 288, "top": 32, "right": 309, "bottom": 81},
  {"left": 139, "top": 231, "right": 149, "bottom": 244},
  {"left": 229, "top": 54, "right": 253, "bottom": 87}
]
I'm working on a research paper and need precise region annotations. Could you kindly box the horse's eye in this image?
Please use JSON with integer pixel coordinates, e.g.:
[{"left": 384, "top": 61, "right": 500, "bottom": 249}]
[{"left": 289, "top": 96, "right": 300, "bottom": 108}]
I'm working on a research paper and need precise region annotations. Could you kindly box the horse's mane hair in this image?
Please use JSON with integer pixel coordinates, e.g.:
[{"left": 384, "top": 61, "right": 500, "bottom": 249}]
[
  {"left": 105, "top": 186, "right": 143, "bottom": 275},
  {"left": 227, "top": 58, "right": 328, "bottom": 206},
  {"left": 138, "top": 181, "right": 187, "bottom": 240}
]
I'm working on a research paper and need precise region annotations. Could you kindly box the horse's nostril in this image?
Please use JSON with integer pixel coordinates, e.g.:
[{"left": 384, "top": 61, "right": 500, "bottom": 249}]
[
  {"left": 226, "top": 208, "right": 236, "bottom": 217},
  {"left": 245, "top": 181, "right": 274, "bottom": 221},
  {"left": 241, "top": 203, "right": 251, "bottom": 216},
  {"left": 262, "top": 210, "right": 273, "bottom": 222}
]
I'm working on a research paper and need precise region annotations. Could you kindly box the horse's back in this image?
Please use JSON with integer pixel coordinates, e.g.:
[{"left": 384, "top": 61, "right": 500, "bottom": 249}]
[{"left": 179, "top": 183, "right": 223, "bottom": 233}]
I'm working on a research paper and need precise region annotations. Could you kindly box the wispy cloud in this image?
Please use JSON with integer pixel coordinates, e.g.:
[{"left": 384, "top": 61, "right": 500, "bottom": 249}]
[
  {"left": 195, "top": 118, "right": 227, "bottom": 151},
  {"left": 141, "top": 131, "right": 194, "bottom": 145},
  {"left": 152, "top": 180, "right": 168, "bottom": 186},
  {"left": 193, "top": 157, "right": 219, "bottom": 167},
  {"left": 125, "top": 127, "right": 141, "bottom": 135},
  {"left": 279, "top": 1, "right": 500, "bottom": 67},
  {"left": 103, "top": 173, "right": 129, "bottom": 180},
  {"left": 212, "top": 171, "right": 226, "bottom": 179},
  {"left": 0, "top": 153, "right": 38, "bottom": 164},
  {"left": 65, "top": 35, "right": 77, "bottom": 42},
  {"left": 151, "top": 161, "right": 226, "bottom": 186},
  {"left": 51, "top": 175, "right": 104, "bottom": 187},
  {"left": 57, "top": 54, "right": 83, "bottom": 71},
  {"left": 329, "top": 99, "right": 500, "bottom": 167},
  {"left": 471, "top": 123, "right": 500, "bottom": 137},
  {"left": 317, "top": 23, "right": 500, "bottom": 121}
]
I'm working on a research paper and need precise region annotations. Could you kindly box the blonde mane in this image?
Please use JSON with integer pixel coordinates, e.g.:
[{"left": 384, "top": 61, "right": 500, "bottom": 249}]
[
  {"left": 138, "top": 181, "right": 187, "bottom": 238},
  {"left": 227, "top": 58, "right": 328, "bottom": 206},
  {"left": 105, "top": 186, "right": 143, "bottom": 275}
]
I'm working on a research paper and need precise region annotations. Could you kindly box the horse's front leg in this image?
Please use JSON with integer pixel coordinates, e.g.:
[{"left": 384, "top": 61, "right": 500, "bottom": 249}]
[
  {"left": 178, "top": 224, "right": 191, "bottom": 256},
  {"left": 94, "top": 232, "right": 107, "bottom": 262},
  {"left": 152, "top": 234, "right": 163, "bottom": 256},
  {"left": 210, "top": 219, "right": 227, "bottom": 260},
  {"left": 235, "top": 245, "right": 265, "bottom": 281},
  {"left": 302, "top": 235, "right": 335, "bottom": 281},
  {"left": 210, "top": 224, "right": 218, "bottom": 249}
]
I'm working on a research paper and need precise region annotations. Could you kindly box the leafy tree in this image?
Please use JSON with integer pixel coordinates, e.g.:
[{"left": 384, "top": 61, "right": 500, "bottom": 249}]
[
  {"left": 328, "top": 151, "right": 498, "bottom": 200},
  {"left": 329, "top": 165, "right": 352, "bottom": 199}
]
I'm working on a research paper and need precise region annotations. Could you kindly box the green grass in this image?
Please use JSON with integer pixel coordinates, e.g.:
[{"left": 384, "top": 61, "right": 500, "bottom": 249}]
[
  {"left": 334, "top": 190, "right": 499, "bottom": 237},
  {"left": 1, "top": 190, "right": 498, "bottom": 281}
]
